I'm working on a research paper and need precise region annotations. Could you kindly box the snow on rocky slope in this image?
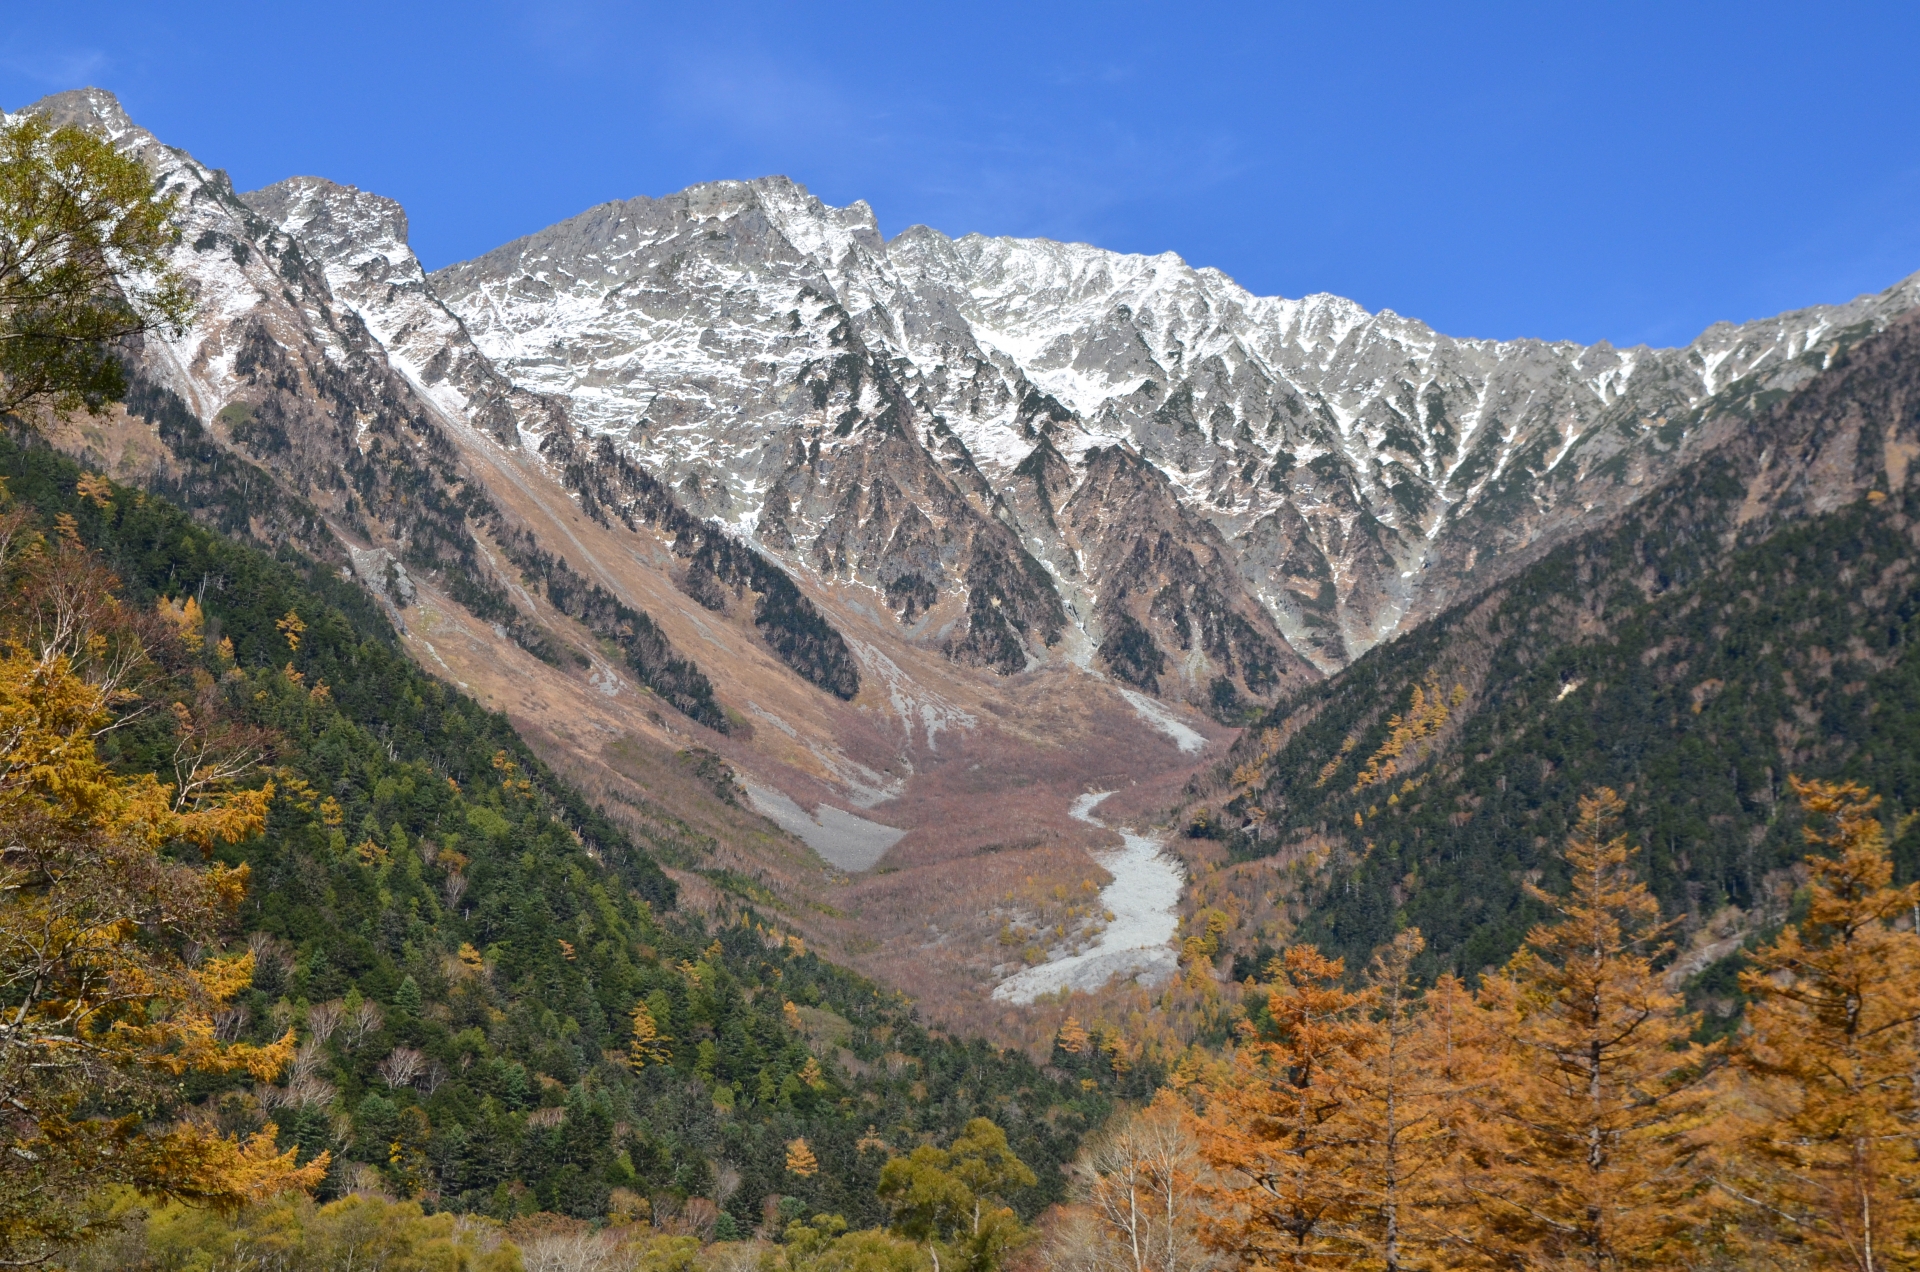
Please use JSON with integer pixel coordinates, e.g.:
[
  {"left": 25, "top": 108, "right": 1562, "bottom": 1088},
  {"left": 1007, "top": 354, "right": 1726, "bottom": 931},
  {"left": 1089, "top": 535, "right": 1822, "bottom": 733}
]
[
  {"left": 23, "top": 86, "right": 1920, "bottom": 1012},
  {"left": 431, "top": 178, "right": 1920, "bottom": 685},
  {"left": 26, "top": 88, "right": 1920, "bottom": 717}
]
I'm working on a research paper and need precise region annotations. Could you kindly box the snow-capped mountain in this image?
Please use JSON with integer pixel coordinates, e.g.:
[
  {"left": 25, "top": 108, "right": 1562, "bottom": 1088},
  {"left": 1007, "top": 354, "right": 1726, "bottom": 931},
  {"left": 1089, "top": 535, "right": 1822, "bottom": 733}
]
[
  {"left": 23, "top": 85, "right": 1920, "bottom": 1015},
  {"left": 429, "top": 177, "right": 1920, "bottom": 681},
  {"left": 23, "top": 86, "right": 1920, "bottom": 759}
]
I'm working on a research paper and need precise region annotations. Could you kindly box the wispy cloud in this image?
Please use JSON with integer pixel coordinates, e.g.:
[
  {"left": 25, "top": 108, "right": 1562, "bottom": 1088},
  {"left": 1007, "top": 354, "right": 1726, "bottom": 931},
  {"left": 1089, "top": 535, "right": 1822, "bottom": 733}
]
[
  {"left": 653, "top": 47, "right": 873, "bottom": 152},
  {"left": 0, "top": 44, "right": 109, "bottom": 93}
]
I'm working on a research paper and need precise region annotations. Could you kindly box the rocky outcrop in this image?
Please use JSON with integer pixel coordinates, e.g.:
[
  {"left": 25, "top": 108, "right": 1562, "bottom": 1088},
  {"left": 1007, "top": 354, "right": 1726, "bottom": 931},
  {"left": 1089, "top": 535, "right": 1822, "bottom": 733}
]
[{"left": 1061, "top": 445, "right": 1317, "bottom": 709}]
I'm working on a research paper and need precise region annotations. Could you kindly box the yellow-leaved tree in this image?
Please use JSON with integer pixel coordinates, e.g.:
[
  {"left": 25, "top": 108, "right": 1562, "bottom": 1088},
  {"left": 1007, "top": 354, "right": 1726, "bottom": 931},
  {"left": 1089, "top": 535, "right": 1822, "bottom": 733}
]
[
  {"left": 0, "top": 513, "right": 323, "bottom": 1264},
  {"left": 1455, "top": 788, "right": 1716, "bottom": 1269},
  {"left": 1714, "top": 778, "right": 1920, "bottom": 1270}
]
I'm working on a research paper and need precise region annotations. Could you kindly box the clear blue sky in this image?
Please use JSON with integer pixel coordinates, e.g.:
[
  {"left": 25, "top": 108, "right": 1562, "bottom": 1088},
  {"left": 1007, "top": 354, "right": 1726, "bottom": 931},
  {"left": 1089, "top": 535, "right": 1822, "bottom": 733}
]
[{"left": 5, "top": 1, "right": 1918, "bottom": 347}]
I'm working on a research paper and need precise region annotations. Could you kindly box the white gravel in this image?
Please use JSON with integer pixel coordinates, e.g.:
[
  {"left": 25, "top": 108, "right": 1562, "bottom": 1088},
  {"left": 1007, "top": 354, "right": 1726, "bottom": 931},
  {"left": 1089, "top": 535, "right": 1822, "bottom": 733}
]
[
  {"left": 991, "top": 791, "right": 1184, "bottom": 1003},
  {"left": 744, "top": 783, "right": 906, "bottom": 871}
]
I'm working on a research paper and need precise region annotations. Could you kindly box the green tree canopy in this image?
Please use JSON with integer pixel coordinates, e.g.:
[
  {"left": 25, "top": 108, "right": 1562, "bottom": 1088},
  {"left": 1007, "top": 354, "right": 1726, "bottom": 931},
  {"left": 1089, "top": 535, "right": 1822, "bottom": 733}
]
[
  {"left": 877, "top": 1119, "right": 1037, "bottom": 1272},
  {"left": 0, "top": 112, "right": 189, "bottom": 419}
]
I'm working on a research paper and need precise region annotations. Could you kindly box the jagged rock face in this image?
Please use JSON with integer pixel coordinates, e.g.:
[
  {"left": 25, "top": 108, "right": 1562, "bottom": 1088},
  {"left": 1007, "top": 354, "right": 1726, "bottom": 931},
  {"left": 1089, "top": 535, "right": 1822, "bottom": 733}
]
[
  {"left": 20, "top": 91, "right": 751, "bottom": 727},
  {"left": 28, "top": 93, "right": 489, "bottom": 585},
  {"left": 426, "top": 176, "right": 1920, "bottom": 700},
  {"left": 239, "top": 176, "right": 560, "bottom": 448},
  {"left": 431, "top": 180, "right": 1080, "bottom": 679},
  {"left": 27, "top": 89, "right": 1920, "bottom": 721}
]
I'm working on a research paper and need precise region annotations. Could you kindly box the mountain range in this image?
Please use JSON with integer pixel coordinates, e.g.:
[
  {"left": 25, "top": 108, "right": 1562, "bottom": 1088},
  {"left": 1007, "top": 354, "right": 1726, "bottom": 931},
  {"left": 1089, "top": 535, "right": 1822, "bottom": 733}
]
[{"left": 23, "top": 85, "right": 1920, "bottom": 1031}]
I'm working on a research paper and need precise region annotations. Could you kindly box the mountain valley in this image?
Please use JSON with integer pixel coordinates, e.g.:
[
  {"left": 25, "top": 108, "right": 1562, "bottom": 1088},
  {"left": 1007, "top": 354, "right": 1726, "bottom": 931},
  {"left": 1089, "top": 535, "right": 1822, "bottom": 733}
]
[{"left": 20, "top": 85, "right": 1920, "bottom": 1047}]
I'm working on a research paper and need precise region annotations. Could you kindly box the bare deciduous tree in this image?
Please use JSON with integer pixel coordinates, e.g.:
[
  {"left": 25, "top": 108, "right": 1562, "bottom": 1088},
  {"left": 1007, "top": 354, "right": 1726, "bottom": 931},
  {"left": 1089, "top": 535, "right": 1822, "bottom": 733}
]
[
  {"left": 211, "top": 1004, "right": 250, "bottom": 1044},
  {"left": 1052, "top": 1092, "right": 1216, "bottom": 1272},
  {"left": 375, "top": 1046, "right": 423, "bottom": 1090},
  {"left": 343, "top": 998, "right": 383, "bottom": 1050},
  {"left": 305, "top": 998, "right": 344, "bottom": 1046},
  {"left": 517, "top": 1227, "right": 623, "bottom": 1272}
]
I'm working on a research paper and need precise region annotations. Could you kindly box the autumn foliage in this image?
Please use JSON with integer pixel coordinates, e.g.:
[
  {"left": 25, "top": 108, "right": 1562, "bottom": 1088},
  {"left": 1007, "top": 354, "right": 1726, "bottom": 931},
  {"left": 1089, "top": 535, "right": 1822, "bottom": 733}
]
[
  {"left": 1713, "top": 778, "right": 1920, "bottom": 1269},
  {"left": 1142, "top": 781, "right": 1920, "bottom": 1271},
  {"left": 0, "top": 502, "right": 322, "bottom": 1263}
]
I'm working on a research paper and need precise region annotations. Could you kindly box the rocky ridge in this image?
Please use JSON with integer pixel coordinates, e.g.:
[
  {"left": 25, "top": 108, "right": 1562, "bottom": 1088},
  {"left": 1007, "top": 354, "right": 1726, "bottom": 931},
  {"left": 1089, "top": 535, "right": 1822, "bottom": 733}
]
[
  {"left": 17, "top": 86, "right": 1920, "bottom": 1023},
  {"left": 431, "top": 179, "right": 1920, "bottom": 687}
]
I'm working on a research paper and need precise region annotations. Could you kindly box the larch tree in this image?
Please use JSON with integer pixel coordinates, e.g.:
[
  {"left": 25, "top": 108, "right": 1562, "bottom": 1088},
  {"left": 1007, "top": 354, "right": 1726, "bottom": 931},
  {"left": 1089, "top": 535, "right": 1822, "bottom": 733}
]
[
  {"left": 1192, "top": 944, "right": 1373, "bottom": 1267},
  {"left": 1329, "top": 929, "right": 1476, "bottom": 1271},
  {"left": 0, "top": 503, "right": 323, "bottom": 1264},
  {"left": 0, "top": 112, "right": 190, "bottom": 420},
  {"left": 1715, "top": 778, "right": 1920, "bottom": 1271},
  {"left": 1457, "top": 788, "right": 1716, "bottom": 1270}
]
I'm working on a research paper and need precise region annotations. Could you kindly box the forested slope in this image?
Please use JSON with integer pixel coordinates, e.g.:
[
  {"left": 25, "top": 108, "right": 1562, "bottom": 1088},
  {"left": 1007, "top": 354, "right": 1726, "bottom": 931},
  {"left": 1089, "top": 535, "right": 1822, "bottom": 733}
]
[
  {"left": 1193, "top": 310, "right": 1920, "bottom": 987},
  {"left": 0, "top": 436, "right": 1103, "bottom": 1229}
]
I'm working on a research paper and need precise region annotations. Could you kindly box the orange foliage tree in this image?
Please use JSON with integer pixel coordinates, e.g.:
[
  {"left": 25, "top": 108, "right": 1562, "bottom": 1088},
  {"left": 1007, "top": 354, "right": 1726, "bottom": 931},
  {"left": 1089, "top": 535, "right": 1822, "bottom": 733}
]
[
  {"left": 0, "top": 512, "right": 323, "bottom": 1263},
  {"left": 1191, "top": 944, "right": 1374, "bottom": 1266},
  {"left": 1330, "top": 929, "right": 1480, "bottom": 1271},
  {"left": 1189, "top": 929, "right": 1485, "bottom": 1271},
  {"left": 1713, "top": 778, "right": 1920, "bottom": 1270},
  {"left": 1453, "top": 788, "right": 1716, "bottom": 1269}
]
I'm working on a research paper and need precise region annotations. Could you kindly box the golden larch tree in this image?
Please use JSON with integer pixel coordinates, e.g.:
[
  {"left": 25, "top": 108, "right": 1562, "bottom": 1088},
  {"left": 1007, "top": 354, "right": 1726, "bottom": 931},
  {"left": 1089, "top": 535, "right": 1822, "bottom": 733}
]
[
  {"left": 628, "top": 999, "right": 671, "bottom": 1069},
  {"left": 1716, "top": 778, "right": 1920, "bottom": 1271},
  {"left": 787, "top": 1137, "right": 820, "bottom": 1178},
  {"left": 1327, "top": 929, "right": 1477, "bottom": 1271},
  {"left": 0, "top": 525, "right": 323, "bottom": 1263},
  {"left": 1192, "top": 945, "right": 1372, "bottom": 1266},
  {"left": 1457, "top": 788, "right": 1716, "bottom": 1270}
]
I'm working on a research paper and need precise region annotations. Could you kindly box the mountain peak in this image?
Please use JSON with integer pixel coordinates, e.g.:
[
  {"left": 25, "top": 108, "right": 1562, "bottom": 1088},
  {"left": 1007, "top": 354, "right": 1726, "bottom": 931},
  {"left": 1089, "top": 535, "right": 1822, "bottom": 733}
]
[
  {"left": 20, "top": 87, "right": 136, "bottom": 139},
  {"left": 242, "top": 176, "right": 411, "bottom": 263}
]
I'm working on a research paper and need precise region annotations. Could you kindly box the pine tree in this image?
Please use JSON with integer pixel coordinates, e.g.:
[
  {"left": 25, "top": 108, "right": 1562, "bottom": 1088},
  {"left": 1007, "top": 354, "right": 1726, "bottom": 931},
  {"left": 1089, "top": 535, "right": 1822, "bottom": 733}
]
[
  {"left": 1716, "top": 778, "right": 1920, "bottom": 1271},
  {"left": 1457, "top": 788, "right": 1715, "bottom": 1269}
]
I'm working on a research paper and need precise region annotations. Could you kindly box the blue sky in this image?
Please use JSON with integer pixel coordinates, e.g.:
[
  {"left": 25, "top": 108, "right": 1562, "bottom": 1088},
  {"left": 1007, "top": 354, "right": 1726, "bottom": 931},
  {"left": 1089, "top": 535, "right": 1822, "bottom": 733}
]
[{"left": 5, "top": 1, "right": 1918, "bottom": 347}]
